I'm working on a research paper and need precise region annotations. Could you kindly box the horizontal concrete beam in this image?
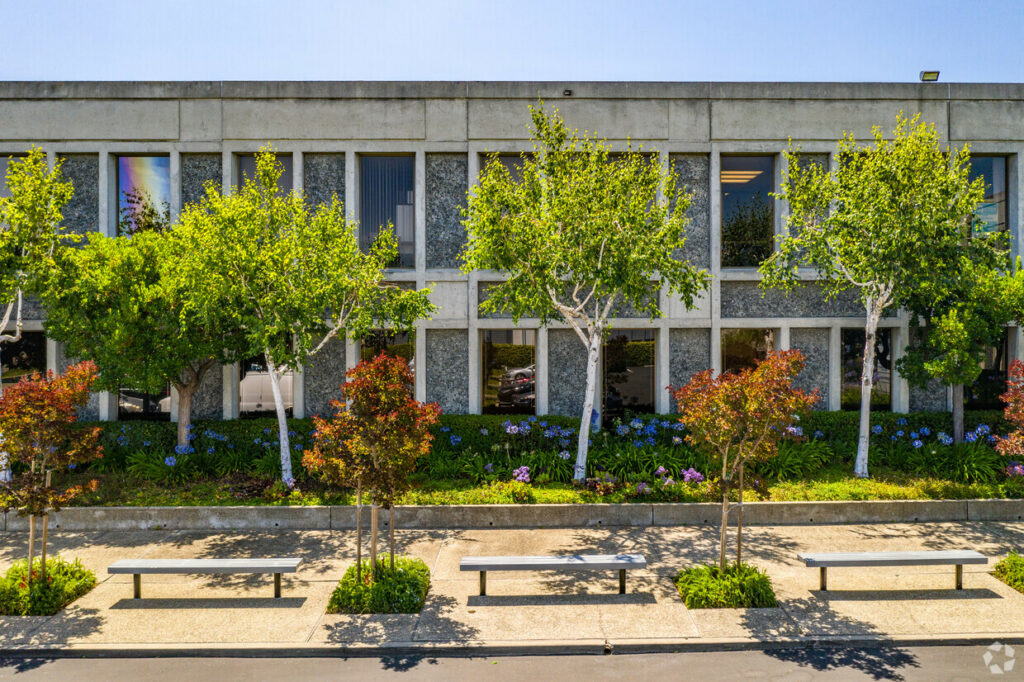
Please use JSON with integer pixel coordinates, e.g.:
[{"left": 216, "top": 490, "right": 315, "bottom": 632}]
[{"left": 3, "top": 499, "right": 1020, "bottom": 532}]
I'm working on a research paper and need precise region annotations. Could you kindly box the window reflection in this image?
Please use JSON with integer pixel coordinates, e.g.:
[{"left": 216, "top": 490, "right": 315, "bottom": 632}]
[
  {"left": 360, "top": 330, "right": 415, "bottom": 377},
  {"left": 721, "top": 328, "right": 775, "bottom": 374},
  {"left": 968, "top": 156, "right": 1007, "bottom": 233},
  {"left": 360, "top": 156, "right": 415, "bottom": 268},
  {"left": 602, "top": 329, "right": 655, "bottom": 424},
  {"left": 1, "top": 331, "right": 45, "bottom": 384},
  {"left": 841, "top": 328, "right": 892, "bottom": 411},
  {"left": 482, "top": 329, "right": 536, "bottom": 415},
  {"left": 721, "top": 156, "right": 774, "bottom": 267},
  {"left": 966, "top": 332, "right": 1008, "bottom": 409},
  {"left": 118, "top": 384, "right": 171, "bottom": 421},
  {"left": 237, "top": 153, "right": 293, "bottom": 194},
  {"left": 239, "top": 353, "right": 293, "bottom": 418},
  {"left": 117, "top": 156, "right": 170, "bottom": 235}
]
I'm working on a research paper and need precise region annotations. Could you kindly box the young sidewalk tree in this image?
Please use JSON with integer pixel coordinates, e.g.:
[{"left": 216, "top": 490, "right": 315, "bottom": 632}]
[
  {"left": 761, "top": 113, "right": 987, "bottom": 478},
  {"left": 303, "top": 354, "right": 440, "bottom": 578},
  {"left": 41, "top": 230, "right": 246, "bottom": 447},
  {"left": 675, "top": 351, "right": 818, "bottom": 570},
  {"left": 174, "top": 149, "right": 434, "bottom": 484},
  {"left": 461, "top": 105, "right": 710, "bottom": 482},
  {"left": 0, "top": 361, "right": 102, "bottom": 584},
  {"left": 0, "top": 149, "right": 75, "bottom": 481}
]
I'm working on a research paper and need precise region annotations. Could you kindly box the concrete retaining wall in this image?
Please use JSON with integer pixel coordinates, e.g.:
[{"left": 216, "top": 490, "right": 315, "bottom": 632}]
[{"left": 3, "top": 499, "right": 1024, "bottom": 532}]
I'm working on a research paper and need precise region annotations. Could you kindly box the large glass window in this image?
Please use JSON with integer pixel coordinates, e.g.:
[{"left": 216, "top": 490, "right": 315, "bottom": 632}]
[
  {"left": 237, "top": 153, "right": 293, "bottom": 194},
  {"left": 118, "top": 385, "right": 171, "bottom": 421},
  {"left": 721, "top": 156, "right": 774, "bottom": 267},
  {"left": 239, "top": 354, "right": 293, "bottom": 418},
  {"left": 721, "top": 328, "right": 775, "bottom": 374},
  {"left": 1, "top": 331, "right": 45, "bottom": 385},
  {"left": 841, "top": 328, "right": 892, "bottom": 411},
  {"left": 967, "top": 332, "right": 1009, "bottom": 410},
  {"left": 482, "top": 329, "right": 536, "bottom": 415},
  {"left": 116, "top": 156, "right": 170, "bottom": 235},
  {"left": 360, "top": 156, "right": 415, "bottom": 268},
  {"left": 968, "top": 156, "right": 1007, "bottom": 233},
  {"left": 602, "top": 329, "right": 655, "bottom": 423}
]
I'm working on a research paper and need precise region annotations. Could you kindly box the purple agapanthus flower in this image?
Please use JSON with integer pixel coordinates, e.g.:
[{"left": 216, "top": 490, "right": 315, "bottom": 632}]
[{"left": 513, "top": 466, "right": 530, "bottom": 483}]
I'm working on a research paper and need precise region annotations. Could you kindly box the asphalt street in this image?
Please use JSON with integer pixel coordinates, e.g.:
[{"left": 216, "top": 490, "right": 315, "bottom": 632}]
[{"left": 0, "top": 645, "right": 1016, "bottom": 681}]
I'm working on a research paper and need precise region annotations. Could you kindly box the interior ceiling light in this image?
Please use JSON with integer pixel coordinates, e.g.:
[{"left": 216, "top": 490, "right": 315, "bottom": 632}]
[
  {"left": 919, "top": 70, "right": 940, "bottom": 82},
  {"left": 721, "top": 170, "right": 763, "bottom": 183}
]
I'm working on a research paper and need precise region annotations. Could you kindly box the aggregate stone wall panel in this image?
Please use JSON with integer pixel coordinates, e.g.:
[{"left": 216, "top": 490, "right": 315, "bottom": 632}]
[
  {"left": 910, "top": 382, "right": 948, "bottom": 412},
  {"left": 548, "top": 329, "right": 588, "bottom": 417},
  {"left": 303, "top": 335, "right": 347, "bottom": 418},
  {"left": 790, "top": 328, "right": 829, "bottom": 409},
  {"left": 720, "top": 282, "right": 863, "bottom": 318},
  {"left": 303, "top": 153, "right": 345, "bottom": 208},
  {"left": 191, "top": 365, "right": 223, "bottom": 420},
  {"left": 425, "top": 329, "right": 469, "bottom": 414},
  {"left": 477, "top": 282, "right": 516, "bottom": 319},
  {"left": 670, "top": 154, "right": 710, "bottom": 269},
  {"left": 58, "top": 154, "right": 98, "bottom": 235},
  {"left": 669, "top": 328, "right": 711, "bottom": 408},
  {"left": 425, "top": 153, "right": 468, "bottom": 269},
  {"left": 181, "top": 154, "right": 222, "bottom": 208},
  {"left": 21, "top": 295, "right": 44, "bottom": 320}
]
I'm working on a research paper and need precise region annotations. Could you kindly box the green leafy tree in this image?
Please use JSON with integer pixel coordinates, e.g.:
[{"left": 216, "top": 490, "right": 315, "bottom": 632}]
[
  {"left": 42, "top": 230, "right": 246, "bottom": 447},
  {"left": 675, "top": 350, "right": 818, "bottom": 569},
  {"left": 174, "top": 148, "right": 435, "bottom": 483},
  {"left": 461, "top": 105, "right": 710, "bottom": 482},
  {"left": 761, "top": 113, "right": 987, "bottom": 477},
  {"left": 898, "top": 258, "right": 1022, "bottom": 442}
]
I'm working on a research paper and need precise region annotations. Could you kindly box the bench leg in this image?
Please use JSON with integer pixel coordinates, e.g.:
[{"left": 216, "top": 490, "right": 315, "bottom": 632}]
[
  {"left": 956, "top": 564, "right": 963, "bottom": 590},
  {"left": 133, "top": 574, "right": 141, "bottom": 599},
  {"left": 480, "top": 571, "right": 486, "bottom": 596},
  {"left": 619, "top": 569, "right": 626, "bottom": 594},
  {"left": 819, "top": 567, "right": 827, "bottom": 592},
  {"left": 274, "top": 573, "right": 282, "bottom": 598}
]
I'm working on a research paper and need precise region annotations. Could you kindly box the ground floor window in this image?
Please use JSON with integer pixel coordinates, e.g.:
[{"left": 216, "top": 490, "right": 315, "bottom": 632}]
[
  {"left": 118, "top": 384, "right": 171, "bottom": 421},
  {"left": 240, "top": 354, "right": 293, "bottom": 418},
  {"left": 966, "top": 331, "right": 1008, "bottom": 410},
  {"left": 481, "top": 329, "right": 536, "bottom": 415},
  {"left": 1, "top": 331, "right": 46, "bottom": 385},
  {"left": 721, "top": 328, "right": 775, "bottom": 374},
  {"left": 360, "top": 330, "right": 415, "bottom": 374},
  {"left": 602, "top": 329, "right": 655, "bottom": 424},
  {"left": 841, "top": 328, "right": 892, "bottom": 411}
]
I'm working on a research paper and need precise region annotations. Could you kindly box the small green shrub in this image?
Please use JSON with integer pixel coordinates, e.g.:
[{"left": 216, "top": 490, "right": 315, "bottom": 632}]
[
  {"left": 674, "top": 562, "right": 777, "bottom": 609},
  {"left": 462, "top": 480, "right": 537, "bottom": 504},
  {"left": 327, "top": 556, "right": 430, "bottom": 614},
  {"left": 994, "top": 552, "right": 1024, "bottom": 594},
  {"left": 0, "top": 557, "right": 97, "bottom": 616}
]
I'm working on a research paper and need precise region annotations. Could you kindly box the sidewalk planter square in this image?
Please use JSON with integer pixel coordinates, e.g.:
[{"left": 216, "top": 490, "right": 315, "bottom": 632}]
[
  {"left": 674, "top": 563, "right": 777, "bottom": 609},
  {"left": 327, "top": 556, "right": 431, "bottom": 614},
  {"left": 0, "top": 557, "right": 96, "bottom": 616}
]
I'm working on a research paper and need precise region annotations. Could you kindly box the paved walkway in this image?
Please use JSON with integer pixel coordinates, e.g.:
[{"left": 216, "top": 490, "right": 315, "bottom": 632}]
[{"left": 0, "top": 521, "right": 1023, "bottom": 651}]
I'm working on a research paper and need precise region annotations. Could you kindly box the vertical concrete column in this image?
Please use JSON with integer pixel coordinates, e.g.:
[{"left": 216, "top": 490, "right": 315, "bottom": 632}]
[
  {"left": 292, "top": 151, "right": 305, "bottom": 419},
  {"left": 414, "top": 150, "right": 427, "bottom": 404},
  {"left": 467, "top": 326, "right": 481, "bottom": 414},
  {"left": 829, "top": 325, "right": 842, "bottom": 411},
  {"left": 709, "top": 147, "right": 722, "bottom": 375},
  {"left": 414, "top": 331, "right": 426, "bottom": 403},
  {"left": 45, "top": 152, "right": 58, "bottom": 377},
  {"left": 779, "top": 326, "right": 791, "bottom": 351},
  {"left": 99, "top": 150, "right": 111, "bottom": 237},
  {"left": 656, "top": 150, "right": 672, "bottom": 414},
  {"left": 775, "top": 152, "right": 788, "bottom": 246},
  {"left": 467, "top": 147, "right": 482, "bottom": 413},
  {"left": 222, "top": 151, "right": 236, "bottom": 419},
  {"left": 892, "top": 325, "right": 910, "bottom": 413},
  {"left": 169, "top": 387, "right": 179, "bottom": 423},
  {"left": 535, "top": 327, "right": 549, "bottom": 415},
  {"left": 169, "top": 150, "right": 182, "bottom": 221}
]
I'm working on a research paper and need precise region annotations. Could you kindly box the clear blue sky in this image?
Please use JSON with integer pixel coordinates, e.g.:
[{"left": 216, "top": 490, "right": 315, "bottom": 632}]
[{"left": 1, "top": 0, "right": 1021, "bottom": 82}]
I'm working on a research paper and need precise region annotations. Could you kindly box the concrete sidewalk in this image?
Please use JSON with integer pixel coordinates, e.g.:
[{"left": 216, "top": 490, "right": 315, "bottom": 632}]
[{"left": 1, "top": 521, "right": 1023, "bottom": 654}]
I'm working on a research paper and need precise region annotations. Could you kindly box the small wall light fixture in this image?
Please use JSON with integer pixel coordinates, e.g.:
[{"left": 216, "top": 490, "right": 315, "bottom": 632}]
[
  {"left": 919, "top": 70, "right": 940, "bottom": 82},
  {"left": 563, "top": 89, "right": 573, "bottom": 96}
]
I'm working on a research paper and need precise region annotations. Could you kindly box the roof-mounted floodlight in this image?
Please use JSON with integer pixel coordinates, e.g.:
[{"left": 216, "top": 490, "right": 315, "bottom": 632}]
[{"left": 919, "top": 71, "right": 940, "bottom": 82}]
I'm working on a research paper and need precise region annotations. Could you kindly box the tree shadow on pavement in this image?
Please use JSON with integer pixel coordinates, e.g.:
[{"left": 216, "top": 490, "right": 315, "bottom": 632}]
[{"left": 761, "top": 645, "right": 920, "bottom": 681}]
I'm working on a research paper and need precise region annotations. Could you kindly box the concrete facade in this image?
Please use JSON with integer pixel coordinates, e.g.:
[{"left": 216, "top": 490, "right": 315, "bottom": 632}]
[{"left": 2, "top": 81, "right": 1022, "bottom": 419}]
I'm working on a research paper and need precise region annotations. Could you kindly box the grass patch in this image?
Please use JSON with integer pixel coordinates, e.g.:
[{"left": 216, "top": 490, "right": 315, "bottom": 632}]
[
  {"left": 994, "top": 553, "right": 1024, "bottom": 594},
  {"left": 327, "top": 556, "right": 431, "bottom": 614},
  {"left": 0, "top": 557, "right": 97, "bottom": 616},
  {"left": 674, "top": 562, "right": 778, "bottom": 609}
]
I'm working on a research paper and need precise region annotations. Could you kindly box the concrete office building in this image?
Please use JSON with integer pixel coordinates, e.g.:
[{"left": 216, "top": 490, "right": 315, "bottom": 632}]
[{"left": 0, "top": 81, "right": 1020, "bottom": 422}]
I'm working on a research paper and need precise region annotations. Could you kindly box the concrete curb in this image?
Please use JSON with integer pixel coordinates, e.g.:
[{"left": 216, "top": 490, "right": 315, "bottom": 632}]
[
  {"left": 2, "top": 633, "right": 1024, "bottom": 658},
  {"left": 3, "top": 499, "right": 1024, "bottom": 532}
]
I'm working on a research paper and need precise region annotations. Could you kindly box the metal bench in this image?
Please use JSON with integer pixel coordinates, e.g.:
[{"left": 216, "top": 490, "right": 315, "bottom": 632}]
[
  {"left": 797, "top": 550, "right": 988, "bottom": 591},
  {"left": 460, "top": 554, "right": 646, "bottom": 596},
  {"left": 108, "top": 558, "right": 303, "bottom": 599}
]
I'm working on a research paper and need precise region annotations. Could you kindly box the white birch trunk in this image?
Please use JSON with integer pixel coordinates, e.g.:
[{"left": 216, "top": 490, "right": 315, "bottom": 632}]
[
  {"left": 0, "top": 291, "right": 23, "bottom": 484},
  {"left": 264, "top": 353, "right": 293, "bottom": 484},
  {"left": 573, "top": 331, "right": 602, "bottom": 483},
  {"left": 854, "top": 301, "right": 882, "bottom": 478}
]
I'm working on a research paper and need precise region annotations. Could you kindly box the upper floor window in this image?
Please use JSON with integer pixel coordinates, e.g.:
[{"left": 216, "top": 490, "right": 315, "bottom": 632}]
[
  {"left": 116, "top": 155, "right": 170, "bottom": 235},
  {"left": 968, "top": 156, "right": 1007, "bottom": 234},
  {"left": 360, "top": 156, "right": 415, "bottom": 268},
  {"left": 721, "top": 156, "right": 774, "bottom": 267},
  {"left": 237, "top": 153, "right": 293, "bottom": 194}
]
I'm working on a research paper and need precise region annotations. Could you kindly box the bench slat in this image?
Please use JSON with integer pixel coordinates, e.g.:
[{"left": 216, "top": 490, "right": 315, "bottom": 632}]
[
  {"left": 460, "top": 554, "right": 646, "bottom": 572},
  {"left": 798, "top": 550, "right": 987, "bottom": 568},
  {"left": 108, "top": 558, "right": 302, "bottom": 575}
]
